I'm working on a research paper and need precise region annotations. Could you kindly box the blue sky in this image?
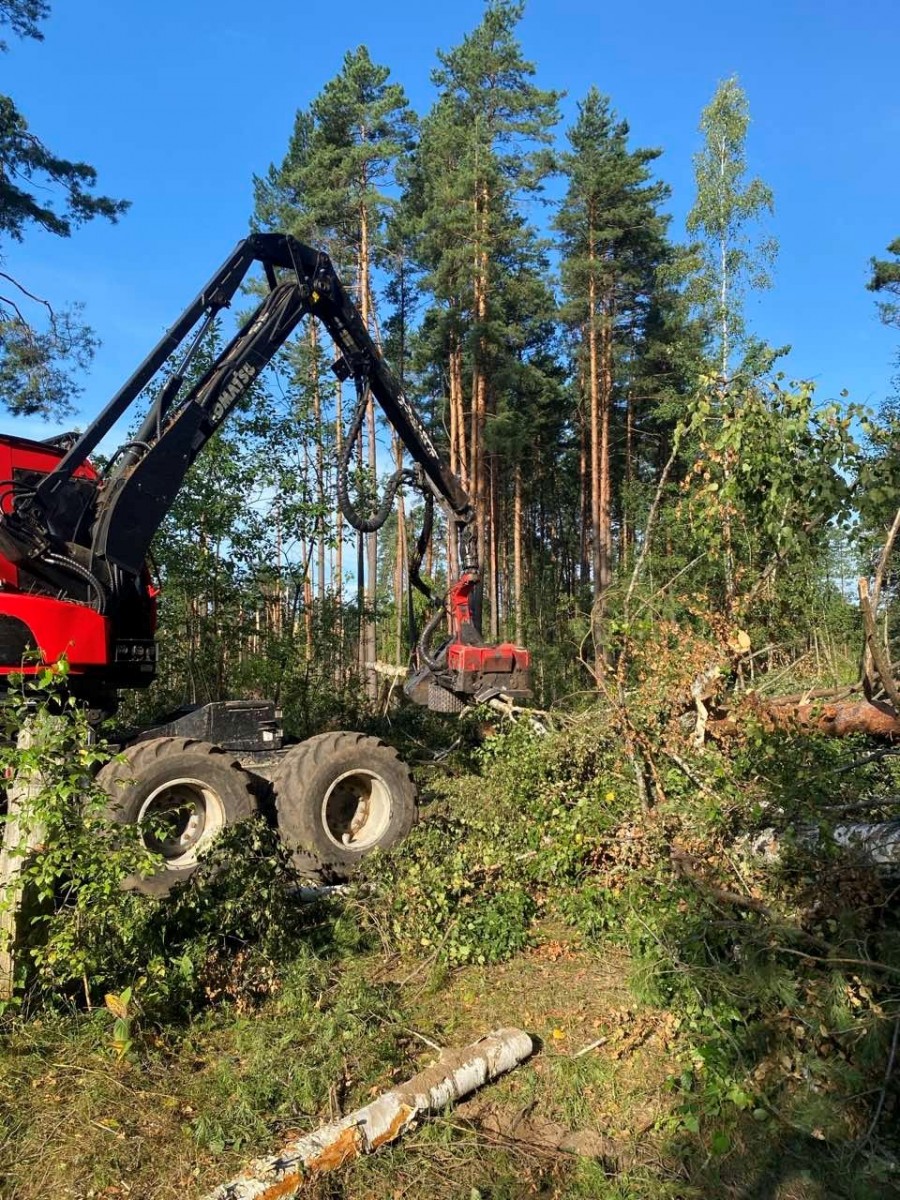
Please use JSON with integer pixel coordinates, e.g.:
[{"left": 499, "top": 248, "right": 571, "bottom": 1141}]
[{"left": 2, "top": 0, "right": 898, "bottom": 441}]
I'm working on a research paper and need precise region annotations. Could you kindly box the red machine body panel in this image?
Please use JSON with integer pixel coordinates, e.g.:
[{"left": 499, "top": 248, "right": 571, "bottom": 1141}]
[
  {"left": 0, "top": 434, "right": 113, "bottom": 676},
  {"left": 0, "top": 592, "right": 111, "bottom": 674},
  {"left": 445, "top": 642, "right": 529, "bottom": 674}
]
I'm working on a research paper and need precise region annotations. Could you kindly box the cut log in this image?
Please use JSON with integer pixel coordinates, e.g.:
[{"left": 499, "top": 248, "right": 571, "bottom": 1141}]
[
  {"left": 708, "top": 696, "right": 900, "bottom": 741},
  {"left": 763, "top": 697, "right": 900, "bottom": 739},
  {"left": 203, "top": 1027, "right": 533, "bottom": 1200}
]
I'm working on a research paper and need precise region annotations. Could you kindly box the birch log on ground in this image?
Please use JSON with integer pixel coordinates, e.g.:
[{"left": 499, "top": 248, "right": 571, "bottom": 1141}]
[
  {"left": 0, "top": 716, "right": 52, "bottom": 1000},
  {"left": 203, "top": 1028, "right": 533, "bottom": 1200}
]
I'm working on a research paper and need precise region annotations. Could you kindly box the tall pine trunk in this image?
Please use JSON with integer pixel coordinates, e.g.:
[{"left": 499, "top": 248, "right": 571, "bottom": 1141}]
[
  {"left": 599, "top": 294, "right": 614, "bottom": 600},
  {"left": 488, "top": 456, "right": 500, "bottom": 640},
  {"left": 359, "top": 202, "right": 379, "bottom": 695},
  {"left": 334, "top": 378, "right": 344, "bottom": 687},
  {"left": 587, "top": 241, "right": 604, "bottom": 682},
  {"left": 310, "top": 322, "right": 326, "bottom": 605},
  {"left": 470, "top": 181, "right": 490, "bottom": 630},
  {"left": 394, "top": 436, "right": 406, "bottom": 665},
  {"left": 513, "top": 462, "right": 524, "bottom": 645},
  {"left": 577, "top": 355, "right": 590, "bottom": 589}
]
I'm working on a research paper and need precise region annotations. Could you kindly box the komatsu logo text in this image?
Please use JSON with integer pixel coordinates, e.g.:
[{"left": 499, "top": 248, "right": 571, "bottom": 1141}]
[{"left": 210, "top": 362, "right": 257, "bottom": 425}]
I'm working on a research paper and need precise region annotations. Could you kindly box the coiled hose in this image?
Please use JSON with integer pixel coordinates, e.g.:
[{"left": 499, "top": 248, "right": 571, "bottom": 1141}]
[{"left": 338, "top": 375, "right": 447, "bottom": 669}]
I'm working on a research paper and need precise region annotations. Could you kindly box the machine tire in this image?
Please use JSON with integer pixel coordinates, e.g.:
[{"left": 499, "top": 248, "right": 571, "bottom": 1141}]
[
  {"left": 97, "top": 736, "right": 257, "bottom": 897},
  {"left": 273, "top": 731, "right": 417, "bottom": 880}
]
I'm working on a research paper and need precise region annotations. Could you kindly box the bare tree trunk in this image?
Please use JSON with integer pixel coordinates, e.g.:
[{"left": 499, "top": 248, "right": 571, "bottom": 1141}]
[
  {"left": 310, "top": 322, "right": 326, "bottom": 605},
  {"left": 449, "top": 325, "right": 467, "bottom": 489},
  {"left": 304, "top": 558, "right": 313, "bottom": 655},
  {"left": 335, "top": 378, "right": 344, "bottom": 687},
  {"left": 204, "top": 1029, "right": 533, "bottom": 1200},
  {"left": 577, "top": 364, "right": 590, "bottom": 589},
  {"left": 599, "top": 301, "right": 614, "bottom": 596},
  {"left": 488, "top": 457, "right": 500, "bottom": 640},
  {"left": 623, "top": 384, "right": 634, "bottom": 560},
  {"left": 587, "top": 252, "right": 604, "bottom": 682},
  {"left": 0, "top": 719, "right": 50, "bottom": 1001},
  {"left": 359, "top": 203, "right": 379, "bottom": 696},
  {"left": 394, "top": 437, "right": 406, "bottom": 665},
  {"left": 513, "top": 462, "right": 524, "bottom": 645},
  {"left": 470, "top": 183, "right": 490, "bottom": 603}
]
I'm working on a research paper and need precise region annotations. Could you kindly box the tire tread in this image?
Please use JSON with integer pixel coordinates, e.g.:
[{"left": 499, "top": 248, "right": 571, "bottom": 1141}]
[{"left": 273, "top": 731, "right": 415, "bottom": 880}]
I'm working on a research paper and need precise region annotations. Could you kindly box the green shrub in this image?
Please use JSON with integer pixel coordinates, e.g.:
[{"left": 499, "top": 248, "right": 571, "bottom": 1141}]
[{"left": 0, "top": 673, "right": 344, "bottom": 1023}]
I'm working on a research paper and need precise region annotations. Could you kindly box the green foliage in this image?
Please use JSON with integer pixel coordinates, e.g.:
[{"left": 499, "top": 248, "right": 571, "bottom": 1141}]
[
  {"left": 855, "top": 400, "right": 900, "bottom": 573},
  {"left": 556, "top": 87, "right": 669, "bottom": 330},
  {"left": 0, "top": 676, "right": 348, "bottom": 1023},
  {"left": 256, "top": 45, "right": 415, "bottom": 255},
  {"left": 430, "top": 0, "right": 560, "bottom": 189},
  {"left": 0, "top": 1, "right": 128, "bottom": 415},
  {"left": 371, "top": 718, "right": 630, "bottom": 963},
  {"left": 0, "top": 1, "right": 47, "bottom": 50},
  {"left": 685, "top": 75, "right": 777, "bottom": 380},
  {"left": 0, "top": 291, "right": 98, "bottom": 417},
  {"left": 0, "top": 674, "right": 159, "bottom": 1009},
  {"left": 0, "top": 90, "right": 128, "bottom": 244},
  {"left": 679, "top": 376, "right": 860, "bottom": 602},
  {"left": 368, "top": 684, "right": 900, "bottom": 1181},
  {"left": 868, "top": 236, "right": 900, "bottom": 329}
]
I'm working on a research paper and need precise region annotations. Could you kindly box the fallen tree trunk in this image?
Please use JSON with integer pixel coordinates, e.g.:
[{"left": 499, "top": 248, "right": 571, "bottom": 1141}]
[
  {"left": 782, "top": 698, "right": 900, "bottom": 739},
  {"left": 709, "top": 695, "right": 900, "bottom": 741},
  {"left": 203, "top": 1028, "right": 533, "bottom": 1200}
]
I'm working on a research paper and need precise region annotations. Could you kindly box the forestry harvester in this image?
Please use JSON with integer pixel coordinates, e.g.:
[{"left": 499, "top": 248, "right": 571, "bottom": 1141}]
[{"left": 0, "top": 234, "right": 531, "bottom": 894}]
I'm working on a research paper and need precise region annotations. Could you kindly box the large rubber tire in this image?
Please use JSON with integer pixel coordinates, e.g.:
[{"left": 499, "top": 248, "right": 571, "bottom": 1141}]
[
  {"left": 97, "top": 737, "right": 257, "bottom": 897},
  {"left": 273, "top": 732, "right": 417, "bottom": 879}
]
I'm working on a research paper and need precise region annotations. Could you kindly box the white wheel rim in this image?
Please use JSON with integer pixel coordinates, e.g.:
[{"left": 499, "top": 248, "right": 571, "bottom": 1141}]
[
  {"left": 136, "top": 777, "right": 227, "bottom": 870},
  {"left": 321, "top": 769, "right": 392, "bottom": 853}
]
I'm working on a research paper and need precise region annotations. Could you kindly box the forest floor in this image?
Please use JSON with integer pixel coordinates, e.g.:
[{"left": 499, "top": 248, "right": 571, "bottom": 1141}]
[
  {"left": 1, "top": 693, "right": 899, "bottom": 1199},
  {"left": 0, "top": 920, "right": 892, "bottom": 1200}
]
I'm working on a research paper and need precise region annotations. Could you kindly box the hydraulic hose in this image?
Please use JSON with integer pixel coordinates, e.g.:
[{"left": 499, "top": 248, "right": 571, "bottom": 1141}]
[
  {"left": 336, "top": 379, "right": 416, "bottom": 535},
  {"left": 337, "top": 372, "right": 452, "bottom": 670},
  {"left": 45, "top": 553, "right": 108, "bottom": 614},
  {"left": 408, "top": 489, "right": 434, "bottom": 601},
  {"left": 417, "top": 601, "right": 447, "bottom": 672}
]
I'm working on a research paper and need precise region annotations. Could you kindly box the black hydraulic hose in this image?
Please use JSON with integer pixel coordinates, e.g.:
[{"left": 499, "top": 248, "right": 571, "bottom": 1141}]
[
  {"left": 102, "top": 442, "right": 151, "bottom": 479},
  {"left": 337, "top": 373, "right": 450, "bottom": 668},
  {"left": 408, "top": 489, "right": 434, "bottom": 600},
  {"left": 405, "top": 489, "right": 435, "bottom": 653},
  {"left": 45, "top": 553, "right": 107, "bottom": 614},
  {"left": 417, "top": 600, "right": 447, "bottom": 672},
  {"left": 337, "top": 380, "right": 416, "bottom": 535}
]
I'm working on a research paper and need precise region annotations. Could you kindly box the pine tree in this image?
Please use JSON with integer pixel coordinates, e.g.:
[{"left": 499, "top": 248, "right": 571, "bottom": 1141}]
[
  {"left": 555, "top": 87, "right": 670, "bottom": 676},
  {"left": 253, "top": 48, "right": 415, "bottom": 694},
  {"left": 0, "top": 1, "right": 128, "bottom": 416},
  {"left": 304, "top": 48, "right": 415, "bottom": 693},
  {"left": 869, "top": 237, "right": 900, "bottom": 329},
  {"left": 406, "top": 0, "right": 560, "bottom": 635}
]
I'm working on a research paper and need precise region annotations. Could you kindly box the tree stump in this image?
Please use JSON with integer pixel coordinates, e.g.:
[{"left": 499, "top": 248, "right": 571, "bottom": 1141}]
[{"left": 0, "top": 716, "right": 51, "bottom": 1001}]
